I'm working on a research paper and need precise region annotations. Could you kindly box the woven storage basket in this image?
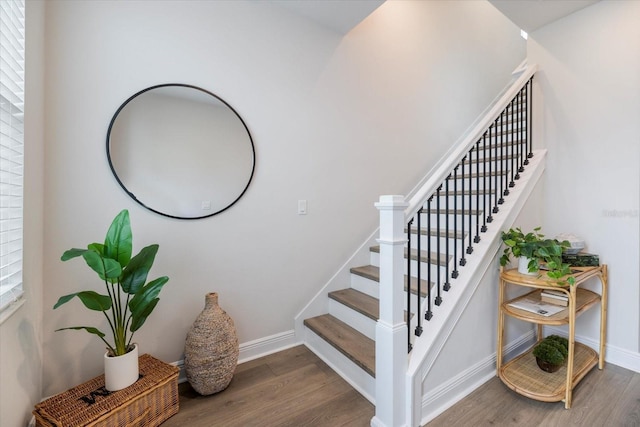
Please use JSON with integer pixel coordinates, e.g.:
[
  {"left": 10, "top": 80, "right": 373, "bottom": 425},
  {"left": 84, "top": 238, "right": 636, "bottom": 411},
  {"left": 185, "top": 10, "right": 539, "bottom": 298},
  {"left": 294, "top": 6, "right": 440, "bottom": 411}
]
[{"left": 33, "top": 354, "right": 178, "bottom": 427}]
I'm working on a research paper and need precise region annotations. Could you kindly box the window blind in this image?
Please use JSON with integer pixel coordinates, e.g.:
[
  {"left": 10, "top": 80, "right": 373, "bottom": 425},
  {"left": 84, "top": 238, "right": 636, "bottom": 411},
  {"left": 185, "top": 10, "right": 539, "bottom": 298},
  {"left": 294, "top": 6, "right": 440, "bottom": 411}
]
[{"left": 0, "top": 0, "right": 25, "bottom": 317}]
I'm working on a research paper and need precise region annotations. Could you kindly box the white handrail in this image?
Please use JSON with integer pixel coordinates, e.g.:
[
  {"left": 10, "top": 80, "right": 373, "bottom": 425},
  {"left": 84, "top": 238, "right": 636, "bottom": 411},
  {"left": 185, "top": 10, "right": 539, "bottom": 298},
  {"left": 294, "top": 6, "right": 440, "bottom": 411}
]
[{"left": 404, "top": 63, "right": 537, "bottom": 218}]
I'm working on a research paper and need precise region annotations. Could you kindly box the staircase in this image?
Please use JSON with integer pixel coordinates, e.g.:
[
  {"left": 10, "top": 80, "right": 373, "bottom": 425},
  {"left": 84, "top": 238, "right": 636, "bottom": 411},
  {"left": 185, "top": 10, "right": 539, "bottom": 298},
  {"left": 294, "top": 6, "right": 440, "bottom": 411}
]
[{"left": 297, "top": 63, "right": 542, "bottom": 426}]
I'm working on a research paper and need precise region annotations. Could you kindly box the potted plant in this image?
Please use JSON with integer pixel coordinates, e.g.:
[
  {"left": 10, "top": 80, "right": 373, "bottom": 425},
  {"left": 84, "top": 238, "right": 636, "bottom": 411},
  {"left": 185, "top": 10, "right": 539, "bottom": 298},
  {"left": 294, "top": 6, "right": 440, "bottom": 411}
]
[
  {"left": 54, "top": 209, "right": 169, "bottom": 391},
  {"left": 532, "top": 335, "right": 569, "bottom": 373},
  {"left": 499, "top": 227, "right": 575, "bottom": 285}
]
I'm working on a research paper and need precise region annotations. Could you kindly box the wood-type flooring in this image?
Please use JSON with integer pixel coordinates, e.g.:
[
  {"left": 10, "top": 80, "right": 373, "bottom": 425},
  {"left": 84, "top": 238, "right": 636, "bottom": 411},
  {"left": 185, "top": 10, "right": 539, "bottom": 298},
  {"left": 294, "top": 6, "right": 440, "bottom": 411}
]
[
  {"left": 164, "top": 345, "right": 639, "bottom": 426},
  {"left": 163, "top": 345, "right": 374, "bottom": 427}
]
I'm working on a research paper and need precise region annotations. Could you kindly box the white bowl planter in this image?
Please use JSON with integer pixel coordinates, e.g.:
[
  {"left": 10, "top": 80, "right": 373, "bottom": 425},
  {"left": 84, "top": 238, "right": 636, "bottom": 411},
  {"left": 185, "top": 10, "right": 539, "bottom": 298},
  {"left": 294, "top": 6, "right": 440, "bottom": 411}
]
[
  {"left": 518, "top": 256, "right": 538, "bottom": 275},
  {"left": 104, "top": 343, "right": 139, "bottom": 391}
]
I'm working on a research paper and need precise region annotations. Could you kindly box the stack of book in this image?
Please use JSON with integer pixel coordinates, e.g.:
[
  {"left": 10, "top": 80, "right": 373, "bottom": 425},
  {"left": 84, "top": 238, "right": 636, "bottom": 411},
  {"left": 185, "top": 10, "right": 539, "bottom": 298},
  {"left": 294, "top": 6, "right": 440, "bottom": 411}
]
[
  {"left": 562, "top": 252, "right": 599, "bottom": 266},
  {"left": 540, "top": 289, "right": 569, "bottom": 307}
]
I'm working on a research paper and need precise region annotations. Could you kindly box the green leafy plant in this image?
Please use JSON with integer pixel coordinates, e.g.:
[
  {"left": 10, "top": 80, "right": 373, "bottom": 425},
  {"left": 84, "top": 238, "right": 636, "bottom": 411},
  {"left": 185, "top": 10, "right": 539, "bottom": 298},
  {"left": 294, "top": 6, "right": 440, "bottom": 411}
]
[
  {"left": 533, "top": 335, "right": 569, "bottom": 365},
  {"left": 499, "top": 227, "right": 575, "bottom": 285},
  {"left": 54, "top": 209, "right": 169, "bottom": 356}
]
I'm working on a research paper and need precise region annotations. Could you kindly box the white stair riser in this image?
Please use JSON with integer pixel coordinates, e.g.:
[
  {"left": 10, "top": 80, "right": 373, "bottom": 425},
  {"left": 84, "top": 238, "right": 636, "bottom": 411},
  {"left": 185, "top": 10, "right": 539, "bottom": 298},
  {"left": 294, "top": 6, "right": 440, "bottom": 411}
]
[
  {"left": 328, "top": 299, "right": 377, "bottom": 340},
  {"left": 351, "top": 274, "right": 380, "bottom": 299}
]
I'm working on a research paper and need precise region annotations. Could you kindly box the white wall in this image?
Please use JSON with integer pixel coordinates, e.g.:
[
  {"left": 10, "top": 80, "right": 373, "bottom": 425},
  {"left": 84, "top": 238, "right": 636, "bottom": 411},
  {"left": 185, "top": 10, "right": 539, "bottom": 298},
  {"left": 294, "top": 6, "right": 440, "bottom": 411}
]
[
  {"left": 41, "top": 0, "right": 525, "bottom": 396},
  {"left": 528, "top": 0, "right": 640, "bottom": 370},
  {"left": 0, "top": 1, "right": 45, "bottom": 426}
]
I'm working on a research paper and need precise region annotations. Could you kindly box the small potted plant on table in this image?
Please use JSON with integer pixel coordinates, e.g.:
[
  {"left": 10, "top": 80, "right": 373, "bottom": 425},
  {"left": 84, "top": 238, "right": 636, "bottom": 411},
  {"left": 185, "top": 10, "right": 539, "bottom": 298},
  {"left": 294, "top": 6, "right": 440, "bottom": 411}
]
[
  {"left": 500, "top": 226, "right": 575, "bottom": 285},
  {"left": 532, "top": 335, "right": 569, "bottom": 373}
]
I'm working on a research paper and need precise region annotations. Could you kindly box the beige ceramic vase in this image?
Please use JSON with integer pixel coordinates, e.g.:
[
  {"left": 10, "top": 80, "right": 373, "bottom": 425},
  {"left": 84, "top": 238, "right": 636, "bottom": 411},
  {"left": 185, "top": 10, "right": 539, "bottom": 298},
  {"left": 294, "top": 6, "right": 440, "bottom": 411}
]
[{"left": 184, "top": 293, "right": 239, "bottom": 395}]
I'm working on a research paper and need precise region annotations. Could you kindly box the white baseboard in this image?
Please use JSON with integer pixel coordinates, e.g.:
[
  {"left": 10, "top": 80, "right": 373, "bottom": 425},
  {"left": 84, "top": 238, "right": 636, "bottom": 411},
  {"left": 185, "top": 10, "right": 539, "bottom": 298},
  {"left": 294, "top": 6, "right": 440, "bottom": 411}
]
[{"left": 173, "top": 330, "right": 299, "bottom": 384}]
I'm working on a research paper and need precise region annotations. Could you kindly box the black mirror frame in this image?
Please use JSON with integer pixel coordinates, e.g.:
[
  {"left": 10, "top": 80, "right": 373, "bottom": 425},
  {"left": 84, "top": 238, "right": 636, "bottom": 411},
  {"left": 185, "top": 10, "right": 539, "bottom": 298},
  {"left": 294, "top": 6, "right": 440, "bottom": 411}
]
[{"left": 106, "top": 83, "right": 256, "bottom": 220}]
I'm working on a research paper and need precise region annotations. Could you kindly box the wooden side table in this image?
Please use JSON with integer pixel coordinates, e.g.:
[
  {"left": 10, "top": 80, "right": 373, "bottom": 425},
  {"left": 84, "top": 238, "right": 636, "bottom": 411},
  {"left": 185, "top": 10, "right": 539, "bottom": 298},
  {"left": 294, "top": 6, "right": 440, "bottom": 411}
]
[
  {"left": 34, "top": 354, "right": 179, "bottom": 426},
  {"left": 496, "top": 265, "right": 607, "bottom": 408}
]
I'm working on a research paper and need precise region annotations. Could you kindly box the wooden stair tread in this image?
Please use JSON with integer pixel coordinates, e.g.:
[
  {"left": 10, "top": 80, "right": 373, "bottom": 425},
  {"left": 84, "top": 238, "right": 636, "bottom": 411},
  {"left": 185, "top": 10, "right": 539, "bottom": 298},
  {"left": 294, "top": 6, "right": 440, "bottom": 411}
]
[
  {"left": 329, "top": 289, "right": 378, "bottom": 320},
  {"left": 350, "top": 265, "right": 430, "bottom": 297},
  {"left": 369, "top": 246, "right": 452, "bottom": 266},
  {"left": 329, "top": 288, "right": 412, "bottom": 321},
  {"left": 304, "top": 314, "right": 375, "bottom": 377}
]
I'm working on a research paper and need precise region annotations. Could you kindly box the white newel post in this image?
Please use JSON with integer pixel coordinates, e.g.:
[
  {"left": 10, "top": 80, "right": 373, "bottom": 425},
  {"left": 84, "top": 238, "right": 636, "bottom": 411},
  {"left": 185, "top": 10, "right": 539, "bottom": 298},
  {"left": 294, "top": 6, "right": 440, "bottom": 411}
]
[{"left": 372, "top": 195, "right": 408, "bottom": 427}]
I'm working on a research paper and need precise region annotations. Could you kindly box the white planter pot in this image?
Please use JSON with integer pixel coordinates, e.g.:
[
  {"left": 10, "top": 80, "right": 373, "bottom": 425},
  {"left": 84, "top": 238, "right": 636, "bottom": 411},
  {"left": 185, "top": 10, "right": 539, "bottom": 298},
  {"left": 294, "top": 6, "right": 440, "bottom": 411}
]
[
  {"left": 518, "top": 256, "right": 538, "bottom": 275},
  {"left": 104, "top": 343, "right": 139, "bottom": 391}
]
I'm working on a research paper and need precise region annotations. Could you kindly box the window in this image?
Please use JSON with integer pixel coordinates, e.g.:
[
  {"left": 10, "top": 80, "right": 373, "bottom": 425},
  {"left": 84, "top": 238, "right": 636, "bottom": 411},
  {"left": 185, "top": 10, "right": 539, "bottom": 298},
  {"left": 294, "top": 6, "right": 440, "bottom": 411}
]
[{"left": 0, "top": 0, "right": 25, "bottom": 322}]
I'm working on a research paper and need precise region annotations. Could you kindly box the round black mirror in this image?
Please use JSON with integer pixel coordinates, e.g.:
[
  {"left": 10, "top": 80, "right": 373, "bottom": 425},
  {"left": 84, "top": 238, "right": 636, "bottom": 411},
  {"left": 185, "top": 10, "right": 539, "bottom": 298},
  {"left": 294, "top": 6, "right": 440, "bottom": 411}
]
[{"left": 107, "top": 84, "right": 255, "bottom": 219}]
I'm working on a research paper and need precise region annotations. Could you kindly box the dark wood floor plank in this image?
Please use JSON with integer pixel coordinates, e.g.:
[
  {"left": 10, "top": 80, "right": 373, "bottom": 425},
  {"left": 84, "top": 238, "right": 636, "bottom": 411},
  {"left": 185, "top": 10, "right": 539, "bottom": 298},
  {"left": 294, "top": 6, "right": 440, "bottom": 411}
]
[
  {"left": 231, "top": 374, "right": 356, "bottom": 426},
  {"left": 279, "top": 389, "right": 374, "bottom": 427},
  {"left": 615, "top": 370, "right": 640, "bottom": 426}
]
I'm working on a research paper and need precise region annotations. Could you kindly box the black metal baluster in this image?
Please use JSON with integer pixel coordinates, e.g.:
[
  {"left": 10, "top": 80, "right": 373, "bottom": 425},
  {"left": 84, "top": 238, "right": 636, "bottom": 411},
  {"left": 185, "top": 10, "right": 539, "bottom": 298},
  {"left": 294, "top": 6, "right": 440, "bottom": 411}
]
[
  {"left": 514, "top": 93, "right": 521, "bottom": 179},
  {"left": 459, "top": 156, "right": 467, "bottom": 267},
  {"left": 435, "top": 185, "right": 443, "bottom": 304},
  {"left": 467, "top": 147, "right": 474, "bottom": 254},
  {"left": 498, "top": 110, "right": 505, "bottom": 204},
  {"left": 518, "top": 88, "right": 525, "bottom": 174},
  {"left": 452, "top": 165, "right": 459, "bottom": 279},
  {"left": 426, "top": 197, "right": 434, "bottom": 319},
  {"left": 502, "top": 104, "right": 510, "bottom": 197},
  {"left": 415, "top": 210, "right": 422, "bottom": 337},
  {"left": 474, "top": 140, "right": 481, "bottom": 243},
  {"left": 509, "top": 98, "right": 516, "bottom": 188},
  {"left": 444, "top": 176, "right": 451, "bottom": 291},
  {"left": 488, "top": 123, "right": 496, "bottom": 220},
  {"left": 528, "top": 77, "right": 534, "bottom": 159},
  {"left": 481, "top": 131, "right": 488, "bottom": 232},
  {"left": 524, "top": 84, "right": 529, "bottom": 163},
  {"left": 407, "top": 216, "right": 413, "bottom": 353},
  {"left": 492, "top": 118, "right": 501, "bottom": 212}
]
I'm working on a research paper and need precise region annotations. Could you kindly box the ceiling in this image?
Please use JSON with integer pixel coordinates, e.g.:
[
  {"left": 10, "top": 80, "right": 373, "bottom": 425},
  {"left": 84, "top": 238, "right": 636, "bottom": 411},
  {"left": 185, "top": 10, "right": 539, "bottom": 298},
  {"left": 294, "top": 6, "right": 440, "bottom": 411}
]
[
  {"left": 272, "top": 0, "right": 385, "bottom": 34},
  {"left": 488, "top": 0, "right": 599, "bottom": 33},
  {"left": 273, "top": 0, "right": 599, "bottom": 36}
]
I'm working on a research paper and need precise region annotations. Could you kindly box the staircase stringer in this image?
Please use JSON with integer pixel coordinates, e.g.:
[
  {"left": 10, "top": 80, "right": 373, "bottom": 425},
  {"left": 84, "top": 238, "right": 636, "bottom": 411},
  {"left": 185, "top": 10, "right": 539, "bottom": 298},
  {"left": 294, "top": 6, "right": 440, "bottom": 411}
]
[{"left": 405, "top": 149, "right": 547, "bottom": 427}]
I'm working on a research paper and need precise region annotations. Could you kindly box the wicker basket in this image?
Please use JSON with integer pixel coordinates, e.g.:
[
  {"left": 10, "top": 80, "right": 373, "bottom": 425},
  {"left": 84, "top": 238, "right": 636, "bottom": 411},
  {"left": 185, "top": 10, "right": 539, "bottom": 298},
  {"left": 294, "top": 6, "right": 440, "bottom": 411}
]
[{"left": 33, "top": 354, "right": 179, "bottom": 427}]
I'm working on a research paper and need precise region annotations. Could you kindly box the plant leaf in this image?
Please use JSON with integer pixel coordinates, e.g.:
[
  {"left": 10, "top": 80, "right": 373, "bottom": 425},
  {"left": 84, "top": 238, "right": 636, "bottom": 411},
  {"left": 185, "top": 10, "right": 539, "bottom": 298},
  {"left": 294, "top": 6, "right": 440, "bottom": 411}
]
[
  {"left": 87, "top": 243, "right": 105, "bottom": 255},
  {"left": 53, "top": 293, "right": 78, "bottom": 309},
  {"left": 81, "top": 250, "right": 122, "bottom": 280},
  {"left": 120, "top": 244, "right": 159, "bottom": 294},
  {"left": 104, "top": 210, "right": 132, "bottom": 268},
  {"left": 55, "top": 291, "right": 112, "bottom": 311},
  {"left": 61, "top": 247, "right": 89, "bottom": 261},
  {"left": 129, "top": 298, "right": 159, "bottom": 332},
  {"left": 55, "top": 326, "right": 106, "bottom": 338},
  {"left": 129, "top": 276, "right": 168, "bottom": 328}
]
